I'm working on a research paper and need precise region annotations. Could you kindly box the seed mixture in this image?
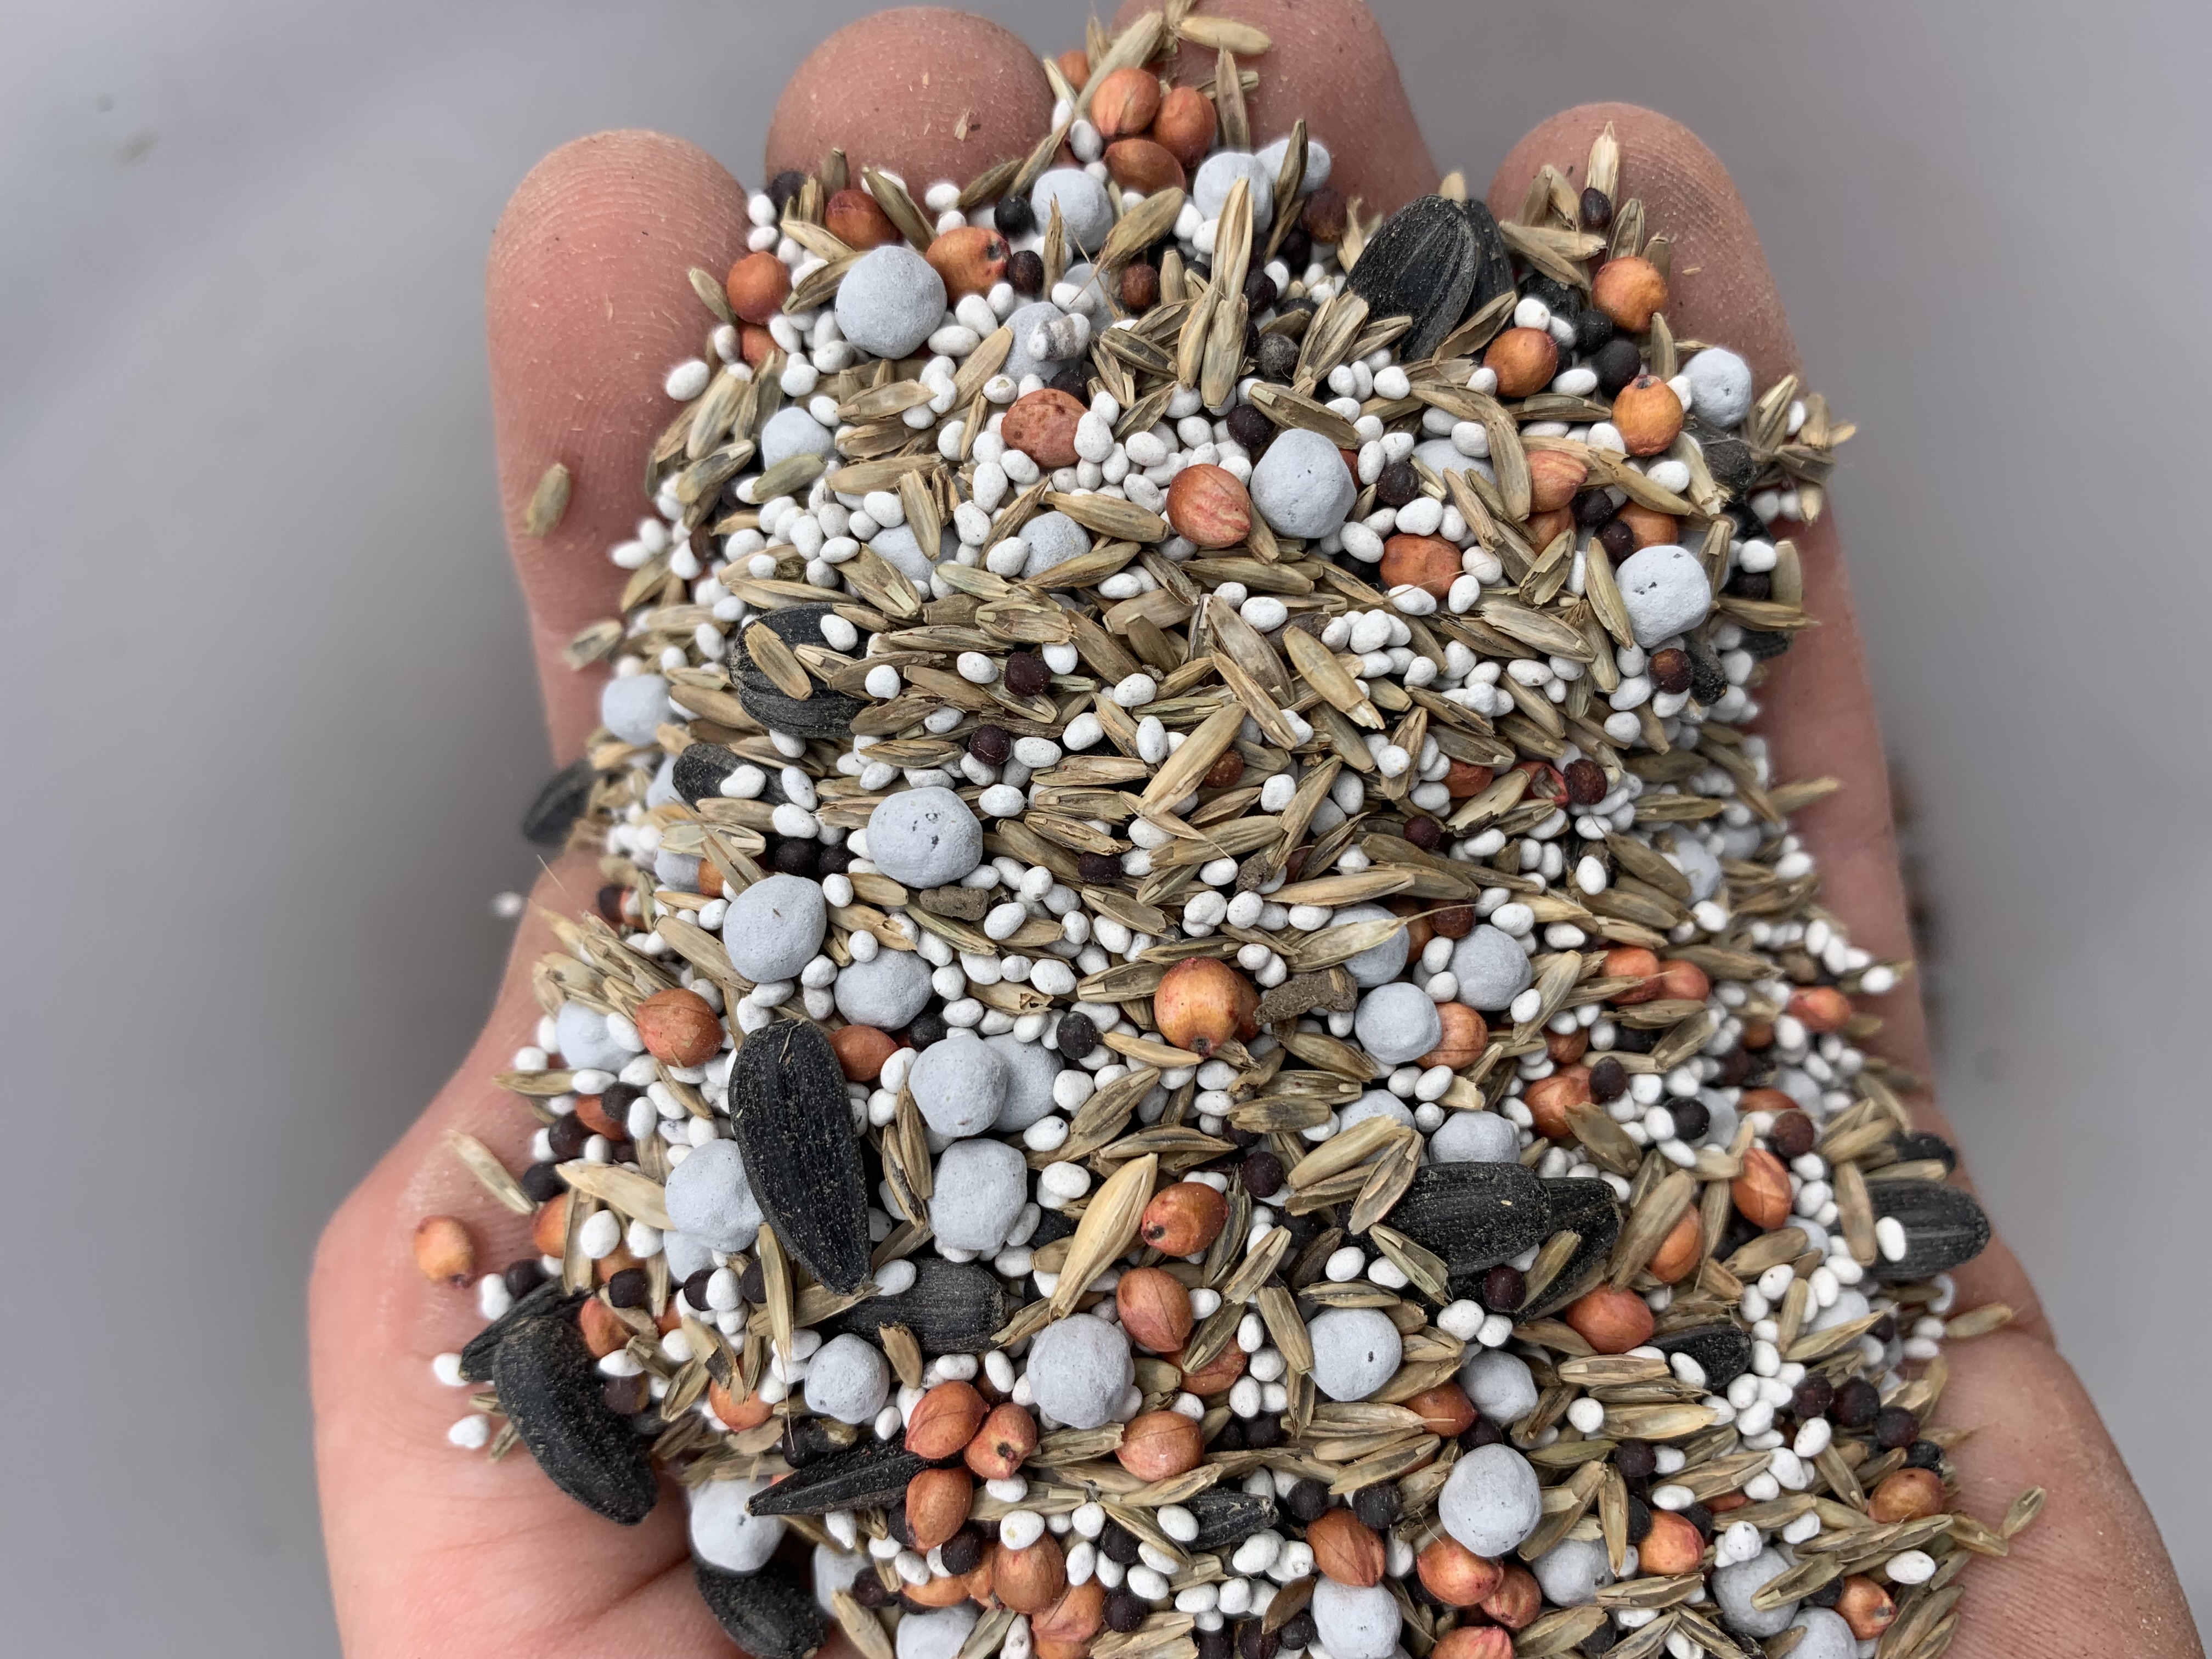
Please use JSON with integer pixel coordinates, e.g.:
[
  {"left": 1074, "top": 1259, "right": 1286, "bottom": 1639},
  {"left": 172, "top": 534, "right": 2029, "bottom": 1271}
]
[{"left": 435, "top": 11, "right": 2031, "bottom": 1659}]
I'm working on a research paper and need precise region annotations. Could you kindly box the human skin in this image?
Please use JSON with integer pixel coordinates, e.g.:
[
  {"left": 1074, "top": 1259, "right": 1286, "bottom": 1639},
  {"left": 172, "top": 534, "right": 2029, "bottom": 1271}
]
[{"left": 309, "top": 5, "right": 2203, "bottom": 1655}]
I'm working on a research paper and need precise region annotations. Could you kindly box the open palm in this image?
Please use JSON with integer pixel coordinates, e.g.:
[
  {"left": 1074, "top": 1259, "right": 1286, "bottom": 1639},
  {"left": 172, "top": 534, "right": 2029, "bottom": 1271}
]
[{"left": 309, "top": 4, "right": 2202, "bottom": 1655}]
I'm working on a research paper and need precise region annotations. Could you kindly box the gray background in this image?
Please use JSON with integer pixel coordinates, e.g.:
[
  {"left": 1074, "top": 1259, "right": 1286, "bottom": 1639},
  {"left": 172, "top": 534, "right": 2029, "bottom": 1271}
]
[{"left": 2, "top": 1, "right": 2203, "bottom": 1650}]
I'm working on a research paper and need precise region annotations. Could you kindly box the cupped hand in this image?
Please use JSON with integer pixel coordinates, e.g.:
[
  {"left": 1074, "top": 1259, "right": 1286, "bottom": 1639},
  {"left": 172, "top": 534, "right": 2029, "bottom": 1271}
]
[{"left": 308, "top": 5, "right": 2203, "bottom": 1655}]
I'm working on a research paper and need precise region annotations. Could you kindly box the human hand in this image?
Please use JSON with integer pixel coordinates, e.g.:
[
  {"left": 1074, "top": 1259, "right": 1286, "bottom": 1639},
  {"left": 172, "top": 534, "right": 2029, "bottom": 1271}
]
[{"left": 309, "top": 4, "right": 2203, "bottom": 1655}]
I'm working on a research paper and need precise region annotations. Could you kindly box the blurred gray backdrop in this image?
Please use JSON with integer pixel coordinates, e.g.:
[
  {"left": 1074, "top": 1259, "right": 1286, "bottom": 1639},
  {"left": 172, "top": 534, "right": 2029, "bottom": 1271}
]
[{"left": 2, "top": 1, "right": 2204, "bottom": 1650}]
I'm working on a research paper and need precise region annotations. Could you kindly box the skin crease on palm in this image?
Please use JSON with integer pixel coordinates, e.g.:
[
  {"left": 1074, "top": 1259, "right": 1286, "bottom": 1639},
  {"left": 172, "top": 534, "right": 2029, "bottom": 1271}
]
[{"left": 308, "top": 3, "right": 2202, "bottom": 1654}]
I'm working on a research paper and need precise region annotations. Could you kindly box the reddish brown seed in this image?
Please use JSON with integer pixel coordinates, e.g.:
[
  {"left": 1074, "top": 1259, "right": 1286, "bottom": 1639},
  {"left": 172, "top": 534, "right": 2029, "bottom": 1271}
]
[
  {"left": 1420, "top": 1003, "right": 1488, "bottom": 1070},
  {"left": 905, "top": 1380, "right": 990, "bottom": 1458},
  {"left": 1378, "top": 533, "right": 1460, "bottom": 597},
  {"left": 1617, "top": 501, "right": 1678, "bottom": 546},
  {"left": 1417, "top": 1536, "right": 1503, "bottom": 1606},
  {"left": 1733, "top": 1148, "right": 1795, "bottom": 1231},
  {"left": 1649, "top": 647, "right": 1692, "bottom": 694},
  {"left": 926, "top": 225, "right": 1011, "bottom": 299},
  {"left": 1403, "top": 1383, "right": 1477, "bottom": 1438},
  {"left": 1443, "top": 760, "right": 1494, "bottom": 800},
  {"left": 724, "top": 250, "right": 791, "bottom": 324},
  {"left": 1768, "top": 1109, "right": 1817, "bottom": 1160},
  {"left": 1105, "top": 137, "right": 1186, "bottom": 195},
  {"left": 1523, "top": 1065, "right": 1592, "bottom": 1140},
  {"left": 411, "top": 1216, "right": 475, "bottom": 1285},
  {"left": 1002, "top": 387, "right": 1088, "bottom": 467},
  {"left": 1165, "top": 464, "right": 1253, "bottom": 548},
  {"left": 634, "top": 986, "right": 724, "bottom": 1066},
  {"left": 1431, "top": 904, "right": 1476, "bottom": 938},
  {"left": 1483, "top": 327, "right": 1558, "bottom": 398},
  {"left": 1526, "top": 448, "right": 1588, "bottom": 512},
  {"left": 1120, "top": 261, "right": 1160, "bottom": 311},
  {"left": 1204, "top": 749, "right": 1245, "bottom": 788},
  {"left": 1141, "top": 1181, "right": 1229, "bottom": 1255},
  {"left": 1115, "top": 1410, "right": 1204, "bottom": 1480},
  {"left": 1611, "top": 374, "right": 1684, "bottom": 456},
  {"left": 1151, "top": 85, "right": 1216, "bottom": 169},
  {"left": 905, "top": 1466, "right": 974, "bottom": 1551},
  {"left": 1646, "top": 1209, "right": 1706, "bottom": 1284},
  {"left": 1115, "top": 1266, "right": 1195, "bottom": 1353},
  {"left": 1090, "top": 66, "right": 1162, "bottom": 139},
  {"left": 1593, "top": 256, "right": 1668, "bottom": 332},
  {"left": 825, "top": 187, "right": 901, "bottom": 250},
  {"left": 964, "top": 1402, "right": 1039, "bottom": 1480},
  {"left": 829, "top": 1024, "right": 898, "bottom": 1082},
  {"left": 1638, "top": 1509, "right": 1705, "bottom": 1576},
  {"left": 1563, "top": 1284, "right": 1655, "bottom": 1353},
  {"left": 1171, "top": 1342, "right": 1247, "bottom": 1397},
  {"left": 1790, "top": 985, "right": 1854, "bottom": 1032},
  {"left": 1152, "top": 957, "right": 1257, "bottom": 1058},
  {"left": 1300, "top": 186, "right": 1347, "bottom": 244}
]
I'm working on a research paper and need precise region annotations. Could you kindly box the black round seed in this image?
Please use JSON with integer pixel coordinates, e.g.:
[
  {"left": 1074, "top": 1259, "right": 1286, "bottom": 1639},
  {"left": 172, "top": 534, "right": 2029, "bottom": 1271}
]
[
  {"left": 1596, "top": 517, "right": 1637, "bottom": 559},
  {"left": 1375, "top": 460, "right": 1420, "bottom": 508},
  {"left": 1076, "top": 851, "right": 1124, "bottom": 884},
  {"left": 1244, "top": 1413, "right": 1283, "bottom": 1449},
  {"left": 940, "top": 1526, "right": 986, "bottom": 1575},
  {"left": 1238, "top": 1623, "right": 1279, "bottom": 1659},
  {"left": 1594, "top": 336, "right": 1644, "bottom": 397},
  {"left": 1615, "top": 1439, "right": 1658, "bottom": 1482},
  {"left": 967, "top": 723, "right": 1013, "bottom": 765},
  {"left": 1256, "top": 333, "right": 1299, "bottom": 382},
  {"left": 1875, "top": 1405, "right": 1921, "bottom": 1449},
  {"left": 1099, "top": 1521, "right": 1142, "bottom": 1566},
  {"left": 1243, "top": 270, "right": 1278, "bottom": 312},
  {"left": 1278, "top": 1612, "right": 1318, "bottom": 1652},
  {"left": 1575, "top": 488, "right": 1617, "bottom": 527},
  {"left": 1214, "top": 1418, "right": 1247, "bottom": 1451},
  {"left": 1682, "top": 1502, "right": 1714, "bottom": 1537},
  {"left": 1003, "top": 653, "right": 1052, "bottom": 698},
  {"left": 504, "top": 1257, "right": 548, "bottom": 1298},
  {"left": 1871, "top": 1313, "right": 1899, "bottom": 1344},
  {"left": 1670, "top": 1098, "right": 1711, "bottom": 1141},
  {"left": 549, "top": 1114, "right": 592, "bottom": 1160},
  {"left": 521, "top": 1161, "right": 566, "bottom": 1204},
  {"left": 1726, "top": 567, "right": 1773, "bottom": 601},
  {"left": 1792, "top": 1374, "right": 1836, "bottom": 1420},
  {"left": 684, "top": 1266, "right": 719, "bottom": 1309},
  {"left": 1588, "top": 1057, "right": 1627, "bottom": 1104},
  {"left": 740, "top": 1261, "right": 768, "bottom": 1305},
  {"left": 766, "top": 170, "right": 809, "bottom": 212},
  {"left": 1807, "top": 1577, "right": 1844, "bottom": 1610},
  {"left": 594, "top": 884, "right": 629, "bottom": 928},
  {"left": 603, "top": 1372, "right": 651, "bottom": 1416},
  {"left": 1482, "top": 1263, "right": 1525, "bottom": 1314},
  {"left": 1575, "top": 306, "right": 1616, "bottom": 355},
  {"left": 1195, "top": 1629, "right": 1232, "bottom": 1659},
  {"left": 1625, "top": 1492, "right": 1653, "bottom": 1543},
  {"left": 1610, "top": 1021, "right": 1657, "bottom": 1054},
  {"left": 1048, "top": 362, "right": 1090, "bottom": 400},
  {"left": 1103, "top": 1590, "right": 1149, "bottom": 1633},
  {"left": 1468, "top": 1417, "right": 1506, "bottom": 1448},
  {"left": 771, "top": 839, "right": 818, "bottom": 878},
  {"left": 1904, "top": 1439, "right": 1945, "bottom": 1470},
  {"left": 1056, "top": 1012, "right": 1100, "bottom": 1060},
  {"left": 606, "top": 1267, "right": 650, "bottom": 1308},
  {"left": 1008, "top": 249, "right": 1045, "bottom": 295},
  {"left": 817, "top": 841, "right": 854, "bottom": 876},
  {"left": 1285, "top": 1478, "right": 1331, "bottom": 1523},
  {"left": 994, "top": 193, "right": 1035, "bottom": 237},
  {"left": 1227, "top": 402, "right": 1274, "bottom": 449},
  {"left": 907, "top": 1009, "right": 949, "bottom": 1049},
  {"left": 1832, "top": 1377, "right": 1881, "bottom": 1429},
  {"left": 1404, "top": 815, "right": 1442, "bottom": 850},
  {"left": 850, "top": 1573, "right": 890, "bottom": 1609},
  {"left": 1241, "top": 1149, "right": 1284, "bottom": 1198},
  {"left": 1579, "top": 187, "right": 1613, "bottom": 230},
  {"left": 1352, "top": 1483, "right": 1401, "bottom": 1530}
]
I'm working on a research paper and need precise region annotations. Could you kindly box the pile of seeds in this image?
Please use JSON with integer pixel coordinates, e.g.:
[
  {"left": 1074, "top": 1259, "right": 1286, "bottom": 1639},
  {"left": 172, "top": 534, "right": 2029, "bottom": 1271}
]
[{"left": 433, "top": 11, "right": 2033, "bottom": 1659}]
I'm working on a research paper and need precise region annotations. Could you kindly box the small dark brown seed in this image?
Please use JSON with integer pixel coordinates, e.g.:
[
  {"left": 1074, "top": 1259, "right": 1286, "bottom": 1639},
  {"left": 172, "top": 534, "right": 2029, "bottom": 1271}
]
[
  {"left": 684, "top": 1266, "right": 719, "bottom": 1308},
  {"left": 1121, "top": 262, "right": 1160, "bottom": 311},
  {"left": 1284, "top": 1477, "right": 1330, "bottom": 1522},
  {"left": 1099, "top": 1521, "right": 1142, "bottom": 1565},
  {"left": 1404, "top": 815, "right": 1442, "bottom": 850},
  {"left": 1588, "top": 1056, "right": 1627, "bottom": 1103},
  {"left": 940, "top": 1525, "right": 986, "bottom": 1575},
  {"left": 1431, "top": 905, "right": 1474, "bottom": 939},
  {"left": 1579, "top": 186, "right": 1613, "bottom": 230},
  {"left": 504, "top": 1257, "right": 548, "bottom": 1298},
  {"left": 1056, "top": 1012, "right": 1101, "bottom": 1060},
  {"left": 1564, "top": 758, "right": 1606, "bottom": 806},
  {"left": 1375, "top": 460, "right": 1419, "bottom": 508},
  {"left": 1003, "top": 653, "right": 1052, "bottom": 697},
  {"left": 1793, "top": 1375, "right": 1836, "bottom": 1420},
  {"left": 1300, "top": 187, "right": 1347, "bottom": 244},
  {"left": 1650, "top": 648, "right": 1693, "bottom": 695},
  {"left": 1833, "top": 1376, "right": 1882, "bottom": 1429},
  {"left": 968, "top": 723, "right": 1012, "bottom": 765},
  {"left": 1105, "top": 1589, "right": 1150, "bottom": 1633},
  {"left": 602, "top": 1372, "right": 650, "bottom": 1414},
  {"left": 1768, "top": 1109, "right": 1816, "bottom": 1160},
  {"left": 1008, "top": 249, "right": 1045, "bottom": 295},
  {"left": 1352, "top": 1482, "right": 1402, "bottom": 1530},
  {"left": 1256, "top": 333, "right": 1299, "bottom": 382},
  {"left": 1482, "top": 1264, "right": 1525, "bottom": 1313},
  {"left": 1615, "top": 1439, "right": 1657, "bottom": 1482},
  {"left": 1241, "top": 1149, "right": 1284, "bottom": 1198},
  {"left": 1076, "top": 851, "right": 1123, "bottom": 884},
  {"left": 605, "top": 1267, "right": 649, "bottom": 1308},
  {"left": 1597, "top": 517, "right": 1637, "bottom": 558},
  {"left": 1227, "top": 402, "right": 1274, "bottom": 447},
  {"left": 1875, "top": 1406, "right": 1922, "bottom": 1449},
  {"left": 1243, "top": 270, "right": 1278, "bottom": 312},
  {"left": 1669, "top": 1098, "right": 1711, "bottom": 1141}
]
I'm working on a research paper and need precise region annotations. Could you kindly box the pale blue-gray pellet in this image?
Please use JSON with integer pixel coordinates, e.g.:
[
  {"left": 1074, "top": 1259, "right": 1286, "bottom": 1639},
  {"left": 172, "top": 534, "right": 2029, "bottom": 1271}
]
[
  {"left": 721, "top": 872, "right": 828, "bottom": 983},
  {"left": 664, "top": 1138, "right": 763, "bottom": 1251},
  {"left": 835, "top": 949, "right": 934, "bottom": 1029},
  {"left": 1020, "top": 510, "right": 1091, "bottom": 582},
  {"left": 1003, "top": 300, "right": 1069, "bottom": 381},
  {"left": 654, "top": 848, "right": 703, "bottom": 892},
  {"left": 1331, "top": 903, "right": 1408, "bottom": 988},
  {"left": 802, "top": 1333, "right": 890, "bottom": 1425},
  {"left": 1353, "top": 982, "right": 1441, "bottom": 1065},
  {"left": 906, "top": 1031, "right": 1006, "bottom": 1138},
  {"left": 1439, "top": 1442, "right": 1542, "bottom": 1556},
  {"left": 1683, "top": 346, "right": 1754, "bottom": 428},
  {"left": 760, "top": 403, "right": 836, "bottom": 470},
  {"left": 1668, "top": 830, "right": 1723, "bottom": 903},
  {"left": 1430, "top": 1110, "right": 1521, "bottom": 1164},
  {"left": 1616, "top": 543, "right": 1713, "bottom": 648},
  {"left": 1784, "top": 1609, "right": 1856, "bottom": 1659},
  {"left": 870, "top": 520, "right": 956, "bottom": 586},
  {"left": 647, "top": 753, "right": 683, "bottom": 808},
  {"left": 897, "top": 1604, "right": 979, "bottom": 1659},
  {"left": 1029, "top": 168, "right": 1113, "bottom": 251},
  {"left": 663, "top": 1228, "right": 715, "bottom": 1286},
  {"left": 1415, "top": 437, "right": 1491, "bottom": 485},
  {"left": 835, "top": 245, "right": 946, "bottom": 360},
  {"left": 930, "top": 1137, "right": 1029, "bottom": 1253},
  {"left": 1451, "top": 925, "right": 1533, "bottom": 1011},
  {"left": 1256, "top": 133, "right": 1332, "bottom": 194},
  {"left": 1250, "top": 426, "right": 1356, "bottom": 538},
  {"left": 1306, "top": 1307, "right": 1402, "bottom": 1402},
  {"left": 689, "top": 1476, "right": 783, "bottom": 1572},
  {"left": 1193, "top": 150, "right": 1276, "bottom": 229},
  {"left": 1337, "top": 1090, "right": 1415, "bottom": 1136},
  {"left": 1026, "top": 1313, "right": 1133, "bottom": 1429},
  {"left": 1460, "top": 1348, "right": 1539, "bottom": 1424},
  {"left": 556, "top": 1002, "right": 628, "bottom": 1072},
  {"left": 600, "top": 673, "right": 671, "bottom": 746},
  {"left": 1531, "top": 1537, "right": 1613, "bottom": 1606},
  {"left": 866, "top": 787, "right": 983, "bottom": 887},
  {"left": 1308, "top": 1580, "right": 1400, "bottom": 1659},
  {"left": 987, "top": 1035, "right": 1064, "bottom": 1132},
  {"left": 1713, "top": 1548, "right": 1799, "bottom": 1637}
]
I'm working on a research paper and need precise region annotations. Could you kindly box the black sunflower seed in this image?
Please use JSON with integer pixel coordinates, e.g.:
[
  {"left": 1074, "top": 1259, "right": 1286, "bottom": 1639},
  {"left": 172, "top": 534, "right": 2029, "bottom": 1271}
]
[
  {"left": 694, "top": 1562, "right": 830, "bottom": 1659},
  {"left": 731, "top": 602, "right": 868, "bottom": 738},
  {"left": 1520, "top": 1176, "right": 1625, "bottom": 1318},
  {"left": 1651, "top": 1324, "right": 1754, "bottom": 1391},
  {"left": 521, "top": 756, "right": 599, "bottom": 847},
  {"left": 730, "top": 1019, "right": 872, "bottom": 1294},
  {"left": 1386, "top": 1161, "right": 1551, "bottom": 1286},
  {"left": 493, "top": 1311, "right": 658, "bottom": 1524},
  {"left": 1865, "top": 1180, "right": 1991, "bottom": 1280},
  {"left": 1888, "top": 1132, "right": 1959, "bottom": 1174},
  {"left": 1186, "top": 1488, "right": 1278, "bottom": 1552},
  {"left": 820, "top": 1257, "right": 1018, "bottom": 1357},
  {"left": 748, "top": 1433, "right": 932, "bottom": 1516},
  {"left": 1348, "top": 196, "right": 1514, "bottom": 362},
  {"left": 672, "top": 741, "right": 745, "bottom": 805},
  {"left": 457, "top": 1278, "right": 575, "bottom": 1384}
]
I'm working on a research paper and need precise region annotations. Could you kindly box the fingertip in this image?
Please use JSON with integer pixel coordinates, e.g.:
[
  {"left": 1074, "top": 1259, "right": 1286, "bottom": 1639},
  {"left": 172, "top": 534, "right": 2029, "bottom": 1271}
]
[
  {"left": 764, "top": 8, "right": 1053, "bottom": 191},
  {"left": 487, "top": 130, "right": 749, "bottom": 754},
  {"left": 1489, "top": 103, "right": 1798, "bottom": 383},
  {"left": 1111, "top": 0, "right": 1437, "bottom": 213}
]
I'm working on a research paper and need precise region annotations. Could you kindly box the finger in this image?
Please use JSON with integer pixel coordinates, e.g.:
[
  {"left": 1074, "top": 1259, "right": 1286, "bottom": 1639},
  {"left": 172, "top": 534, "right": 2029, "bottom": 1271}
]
[
  {"left": 1111, "top": 0, "right": 1437, "bottom": 212},
  {"left": 1495, "top": 110, "right": 2202, "bottom": 1658},
  {"left": 487, "top": 131, "right": 751, "bottom": 757},
  {"left": 764, "top": 8, "right": 1054, "bottom": 186}
]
